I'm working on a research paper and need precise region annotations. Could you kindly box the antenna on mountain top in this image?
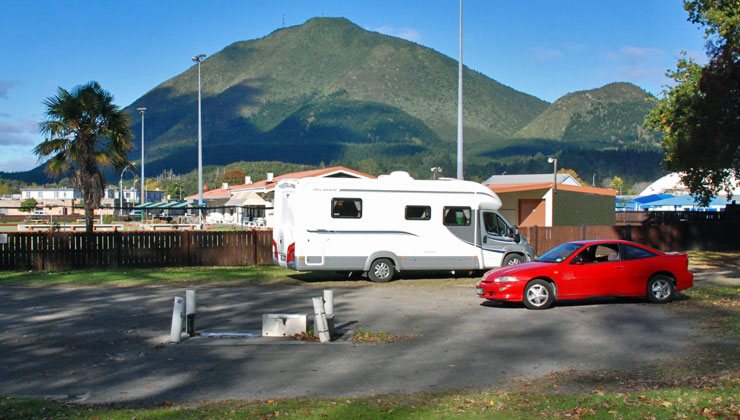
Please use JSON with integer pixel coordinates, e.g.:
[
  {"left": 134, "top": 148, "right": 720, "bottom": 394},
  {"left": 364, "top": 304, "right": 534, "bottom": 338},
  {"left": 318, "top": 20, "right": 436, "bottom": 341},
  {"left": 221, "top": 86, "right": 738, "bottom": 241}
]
[
  {"left": 282, "top": 14, "right": 285, "bottom": 27},
  {"left": 322, "top": 9, "right": 325, "bottom": 17}
]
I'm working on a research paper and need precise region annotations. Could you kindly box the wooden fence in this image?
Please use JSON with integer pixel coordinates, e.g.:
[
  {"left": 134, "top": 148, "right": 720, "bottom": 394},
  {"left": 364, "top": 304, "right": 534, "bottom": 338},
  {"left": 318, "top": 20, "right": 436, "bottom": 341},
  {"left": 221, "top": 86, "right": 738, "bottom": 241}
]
[
  {"left": 2, "top": 222, "right": 739, "bottom": 271},
  {"left": 519, "top": 222, "right": 740, "bottom": 256},
  {"left": 0, "top": 230, "right": 273, "bottom": 271}
]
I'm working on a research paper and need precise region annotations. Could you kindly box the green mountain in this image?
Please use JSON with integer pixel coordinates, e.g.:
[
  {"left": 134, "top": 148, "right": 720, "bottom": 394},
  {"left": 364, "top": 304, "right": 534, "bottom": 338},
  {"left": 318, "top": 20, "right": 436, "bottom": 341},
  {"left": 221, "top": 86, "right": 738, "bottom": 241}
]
[
  {"left": 515, "top": 82, "right": 657, "bottom": 145},
  {"left": 465, "top": 83, "right": 663, "bottom": 186},
  {"left": 125, "top": 17, "right": 549, "bottom": 178},
  {"left": 3, "top": 19, "right": 666, "bottom": 188}
]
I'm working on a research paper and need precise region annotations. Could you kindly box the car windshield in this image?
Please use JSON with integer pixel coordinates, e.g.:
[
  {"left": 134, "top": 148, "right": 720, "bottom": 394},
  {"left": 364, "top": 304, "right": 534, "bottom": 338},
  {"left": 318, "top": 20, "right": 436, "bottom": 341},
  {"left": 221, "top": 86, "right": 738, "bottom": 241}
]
[{"left": 536, "top": 242, "right": 583, "bottom": 263}]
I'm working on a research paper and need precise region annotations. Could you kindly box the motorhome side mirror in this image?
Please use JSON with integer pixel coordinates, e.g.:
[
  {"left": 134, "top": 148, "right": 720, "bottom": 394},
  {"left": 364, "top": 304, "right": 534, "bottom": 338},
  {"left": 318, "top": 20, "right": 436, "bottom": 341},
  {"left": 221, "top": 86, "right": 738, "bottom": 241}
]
[
  {"left": 571, "top": 255, "right": 584, "bottom": 265},
  {"left": 513, "top": 233, "right": 521, "bottom": 243}
]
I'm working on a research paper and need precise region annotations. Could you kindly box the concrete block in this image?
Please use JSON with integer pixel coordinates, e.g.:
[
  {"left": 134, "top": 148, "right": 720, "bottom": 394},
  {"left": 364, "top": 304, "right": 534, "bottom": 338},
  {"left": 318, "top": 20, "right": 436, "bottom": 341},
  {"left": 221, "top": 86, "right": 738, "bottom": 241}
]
[{"left": 262, "top": 314, "right": 307, "bottom": 337}]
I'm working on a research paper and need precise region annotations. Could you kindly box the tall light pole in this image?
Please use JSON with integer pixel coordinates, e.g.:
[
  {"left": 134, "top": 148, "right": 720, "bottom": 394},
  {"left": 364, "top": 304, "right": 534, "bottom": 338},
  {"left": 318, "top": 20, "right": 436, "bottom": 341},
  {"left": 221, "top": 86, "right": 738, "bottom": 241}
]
[
  {"left": 119, "top": 166, "right": 131, "bottom": 216},
  {"left": 456, "top": 0, "right": 464, "bottom": 180},
  {"left": 192, "top": 54, "right": 206, "bottom": 206},
  {"left": 548, "top": 157, "right": 558, "bottom": 194},
  {"left": 137, "top": 108, "right": 146, "bottom": 214}
]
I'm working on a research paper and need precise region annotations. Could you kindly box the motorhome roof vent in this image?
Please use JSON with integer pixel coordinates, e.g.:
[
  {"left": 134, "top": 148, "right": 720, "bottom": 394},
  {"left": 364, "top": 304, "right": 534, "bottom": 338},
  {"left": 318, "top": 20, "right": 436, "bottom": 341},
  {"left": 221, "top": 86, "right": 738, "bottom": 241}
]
[{"left": 378, "top": 171, "right": 414, "bottom": 181}]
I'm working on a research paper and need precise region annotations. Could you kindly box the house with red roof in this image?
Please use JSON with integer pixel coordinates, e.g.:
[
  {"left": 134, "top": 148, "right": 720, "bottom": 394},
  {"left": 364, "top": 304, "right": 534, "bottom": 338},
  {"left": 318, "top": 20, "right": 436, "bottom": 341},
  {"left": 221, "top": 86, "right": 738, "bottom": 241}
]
[
  {"left": 485, "top": 174, "right": 616, "bottom": 227},
  {"left": 185, "top": 166, "right": 374, "bottom": 225}
]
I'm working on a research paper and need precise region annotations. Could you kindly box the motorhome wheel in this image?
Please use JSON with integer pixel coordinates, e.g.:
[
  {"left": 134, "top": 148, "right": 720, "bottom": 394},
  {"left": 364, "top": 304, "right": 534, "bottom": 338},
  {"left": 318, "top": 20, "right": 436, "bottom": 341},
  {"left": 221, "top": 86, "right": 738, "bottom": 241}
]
[
  {"left": 503, "top": 253, "right": 524, "bottom": 266},
  {"left": 368, "top": 258, "right": 395, "bottom": 283}
]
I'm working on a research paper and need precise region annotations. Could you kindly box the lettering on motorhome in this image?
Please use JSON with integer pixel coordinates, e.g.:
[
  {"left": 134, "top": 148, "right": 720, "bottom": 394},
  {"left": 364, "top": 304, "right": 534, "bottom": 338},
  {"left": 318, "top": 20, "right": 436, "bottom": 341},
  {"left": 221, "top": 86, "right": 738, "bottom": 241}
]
[{"left": 312, "top": 188, "right": 338, "bottom": 192}]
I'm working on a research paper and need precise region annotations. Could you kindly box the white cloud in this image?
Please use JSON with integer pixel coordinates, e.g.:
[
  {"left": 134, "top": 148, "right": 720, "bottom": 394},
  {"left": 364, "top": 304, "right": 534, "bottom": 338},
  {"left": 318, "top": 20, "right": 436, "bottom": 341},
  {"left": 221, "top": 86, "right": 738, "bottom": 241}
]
[
  {"left": 0, "top": 156, "right": 39, "bottom": 173},
  {"left": 603, "top": 45, "right": 667, "bottom": 83},
  {"left": 0, "top": 80, "right": 20, "bottom": 99},
  {"left": 372, "top": 25, "right": 422, "bottom": 43},
  {"left": 530, "top": 46, "right": 563, "bottom": 63},
  {"left": 0, "top": 118, "right": 38, "bottom": 146}
]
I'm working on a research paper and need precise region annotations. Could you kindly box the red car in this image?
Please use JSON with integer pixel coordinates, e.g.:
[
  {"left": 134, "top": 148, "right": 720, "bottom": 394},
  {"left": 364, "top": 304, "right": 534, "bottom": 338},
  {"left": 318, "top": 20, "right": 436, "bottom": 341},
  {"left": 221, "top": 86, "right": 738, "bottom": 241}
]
[{"left": 476, "top": 240, "right": 693, "bottom": 310}]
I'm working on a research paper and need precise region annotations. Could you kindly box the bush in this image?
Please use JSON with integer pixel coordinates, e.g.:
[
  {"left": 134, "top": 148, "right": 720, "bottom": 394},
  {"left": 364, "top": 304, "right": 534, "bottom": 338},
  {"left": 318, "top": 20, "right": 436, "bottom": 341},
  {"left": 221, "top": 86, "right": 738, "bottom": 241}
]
[{"left": 102, "top": 214, "right": 113, "bottom": 224}]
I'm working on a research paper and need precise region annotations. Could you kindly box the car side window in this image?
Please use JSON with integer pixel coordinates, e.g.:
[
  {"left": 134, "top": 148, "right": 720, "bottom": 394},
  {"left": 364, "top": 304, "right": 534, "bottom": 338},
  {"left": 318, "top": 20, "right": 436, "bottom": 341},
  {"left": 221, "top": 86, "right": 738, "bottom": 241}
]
[
  {"left": 575, "top": 244, "right": 620, "bottom": 264},
  {"left": 623, "top": 244, "right": 659, "bottom": 260}
]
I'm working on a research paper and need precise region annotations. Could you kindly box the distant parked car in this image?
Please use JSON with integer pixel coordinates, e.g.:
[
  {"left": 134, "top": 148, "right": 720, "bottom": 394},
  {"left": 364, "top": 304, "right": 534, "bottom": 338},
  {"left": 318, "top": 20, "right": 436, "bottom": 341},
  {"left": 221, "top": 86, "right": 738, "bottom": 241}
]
[
  {"left": 30, "top": 209, "right": 48, "bottom": 216},
  {"left": 476, "top": 239, "right": 693, "bottom": 310},
  {"left": 129, "top": 210, "right": 141, "bottom": 216}
]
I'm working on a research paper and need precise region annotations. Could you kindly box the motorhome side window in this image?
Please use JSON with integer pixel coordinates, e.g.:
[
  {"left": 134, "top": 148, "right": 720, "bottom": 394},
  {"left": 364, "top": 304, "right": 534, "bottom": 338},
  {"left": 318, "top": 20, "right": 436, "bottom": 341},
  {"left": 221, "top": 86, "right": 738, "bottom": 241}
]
[
  {"left": 405, "top": 205, "right": 431, "bottom": 220},
  {"left": 443, "top": 206, "right": 471, "bottom": 226},
  {"left": 331, "top": 198, "right": 362, "bottom": 218},
  {"left": 483, "top": 212, "right": 509, "bottom": 237}
]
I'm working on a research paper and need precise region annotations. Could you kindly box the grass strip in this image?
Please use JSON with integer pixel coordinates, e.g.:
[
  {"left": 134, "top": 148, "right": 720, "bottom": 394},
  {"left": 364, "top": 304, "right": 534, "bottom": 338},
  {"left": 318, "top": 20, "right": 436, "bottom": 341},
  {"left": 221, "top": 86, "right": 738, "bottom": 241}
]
[{"left": 2, "top": 380, "right": 738, "bottom": 419}]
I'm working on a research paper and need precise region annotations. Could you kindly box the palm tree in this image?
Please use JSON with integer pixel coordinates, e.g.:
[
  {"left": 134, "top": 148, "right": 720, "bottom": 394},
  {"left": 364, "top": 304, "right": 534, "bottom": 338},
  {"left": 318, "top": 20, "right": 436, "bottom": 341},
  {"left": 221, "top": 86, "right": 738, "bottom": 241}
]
[{"left": 35, "top": 82, "right": 133, "bottom": 234}]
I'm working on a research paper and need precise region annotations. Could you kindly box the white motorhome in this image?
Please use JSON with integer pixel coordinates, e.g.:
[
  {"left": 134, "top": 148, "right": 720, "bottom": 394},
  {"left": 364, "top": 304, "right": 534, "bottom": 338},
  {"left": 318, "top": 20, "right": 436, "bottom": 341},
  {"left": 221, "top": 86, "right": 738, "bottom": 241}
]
[{"left": 272, "top": 171, "right": 535, "bottom": 282}]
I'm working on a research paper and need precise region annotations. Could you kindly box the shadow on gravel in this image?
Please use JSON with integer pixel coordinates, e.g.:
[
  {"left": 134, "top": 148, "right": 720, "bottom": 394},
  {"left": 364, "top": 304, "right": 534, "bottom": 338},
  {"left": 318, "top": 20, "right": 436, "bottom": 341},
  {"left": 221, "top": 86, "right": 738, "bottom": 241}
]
[{"left": 480, "top": 293, "right": 693, "bottom": 310}]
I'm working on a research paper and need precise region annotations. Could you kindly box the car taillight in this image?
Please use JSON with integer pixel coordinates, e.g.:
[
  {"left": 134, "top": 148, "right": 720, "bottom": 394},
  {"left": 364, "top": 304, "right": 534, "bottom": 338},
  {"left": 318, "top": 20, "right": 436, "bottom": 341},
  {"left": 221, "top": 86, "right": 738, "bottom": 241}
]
[
  {"left": 287, "top": 243, "right": 295, "bottom": 263},
  {"left": 272, "top": 239, "right": 278, "bottom": 260}
]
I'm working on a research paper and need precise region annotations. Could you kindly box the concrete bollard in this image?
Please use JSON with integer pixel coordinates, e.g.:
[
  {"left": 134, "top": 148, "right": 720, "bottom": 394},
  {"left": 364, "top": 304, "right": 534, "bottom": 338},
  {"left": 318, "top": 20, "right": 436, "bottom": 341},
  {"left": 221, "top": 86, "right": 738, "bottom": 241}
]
[
  {"left": 169, "top": 296, "right": 185, "bottom": 343},
  {"left": 185, "top": 289, "right": 196, "bottom": 337},
  {"left": 323, "top": 289, "right": 334, "bottom": 317},
  {"left": 323, "top": 289, "right": 335, "bottom": 335},
  {"left": 312, "top": 296, "right": 330, "bottom": 343}
]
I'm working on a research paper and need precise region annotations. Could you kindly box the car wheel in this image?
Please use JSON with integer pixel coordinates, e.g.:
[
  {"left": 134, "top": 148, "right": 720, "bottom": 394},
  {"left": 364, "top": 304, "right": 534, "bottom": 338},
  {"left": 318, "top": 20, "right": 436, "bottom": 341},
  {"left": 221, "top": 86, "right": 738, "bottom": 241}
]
[
  {"left": 523, "top": 279, "right": 554, "bottom": 310},
  {"left": 368, "top": 258, "right": 395, "bottom": 283},
  {"left": 646, "top": 275, "right": 675, "bottom": 303},
  {"left": 503, "top": 253, "right": 525, "bottom": 266}
]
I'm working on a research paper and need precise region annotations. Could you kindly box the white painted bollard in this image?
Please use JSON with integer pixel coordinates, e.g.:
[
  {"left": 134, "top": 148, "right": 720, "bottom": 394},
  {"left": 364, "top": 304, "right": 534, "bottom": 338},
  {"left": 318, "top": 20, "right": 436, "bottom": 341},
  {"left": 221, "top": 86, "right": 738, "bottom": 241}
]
[
  {"left": 323, "top": 289, "right": 334, "bottom": 317},
  {"left": 323, "top": 289, "right": 335, "bottom": 335},
  {"left": 169, "top": 296, "right": 185, "bottom": 343},
  {"left": 185, "top": 289, "right": 196, "bottom": 337},
  {"left": 312, "top": 296, "right": 330, "bottom": 343}
]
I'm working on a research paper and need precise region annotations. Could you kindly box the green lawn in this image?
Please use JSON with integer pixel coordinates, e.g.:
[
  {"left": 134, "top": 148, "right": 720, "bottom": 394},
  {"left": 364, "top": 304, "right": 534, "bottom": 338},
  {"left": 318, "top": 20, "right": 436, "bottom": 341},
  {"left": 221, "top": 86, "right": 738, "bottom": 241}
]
[{"left": 2, "top": 380, "right": 738, "bottom": 419}]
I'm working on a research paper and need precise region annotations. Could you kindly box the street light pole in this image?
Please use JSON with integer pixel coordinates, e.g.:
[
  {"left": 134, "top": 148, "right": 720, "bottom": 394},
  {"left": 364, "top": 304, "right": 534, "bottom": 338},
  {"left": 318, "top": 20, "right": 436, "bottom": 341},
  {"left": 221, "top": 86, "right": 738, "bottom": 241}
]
[
  {"left": 456, "top": 0, "right": 464, "bottom": 180},
  {"left": 137, "top": 107, "right": 146, "bottom": 216},
  {"left": 192, "top": 54, "right": 206, "bottom": 206},
  {"left": 119, "top": 166, "right": 130, "bottom": 216},
  {"left": 548, "top": 157, "right": 558, "bottom": 194}
]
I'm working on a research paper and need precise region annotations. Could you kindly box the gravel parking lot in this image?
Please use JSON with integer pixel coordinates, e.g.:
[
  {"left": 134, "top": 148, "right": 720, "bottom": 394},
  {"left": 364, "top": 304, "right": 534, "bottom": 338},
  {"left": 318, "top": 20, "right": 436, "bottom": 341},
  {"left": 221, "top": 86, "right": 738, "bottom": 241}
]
[{"left": 0, "top": 281, "right": 697, "bottom": 405}]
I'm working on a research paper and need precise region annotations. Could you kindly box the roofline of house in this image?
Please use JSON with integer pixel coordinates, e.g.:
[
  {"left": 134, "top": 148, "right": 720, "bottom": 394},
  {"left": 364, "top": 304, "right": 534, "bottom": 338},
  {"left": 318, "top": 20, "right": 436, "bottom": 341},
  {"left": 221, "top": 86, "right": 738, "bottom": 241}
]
[{"left": 487, "top": 182, "right": 616, "bottom": 196}]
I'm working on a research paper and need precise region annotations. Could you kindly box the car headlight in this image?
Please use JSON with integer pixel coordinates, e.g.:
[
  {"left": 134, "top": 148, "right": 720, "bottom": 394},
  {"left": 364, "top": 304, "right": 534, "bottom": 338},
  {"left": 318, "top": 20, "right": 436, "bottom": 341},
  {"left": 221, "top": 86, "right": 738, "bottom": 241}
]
[{"left": 494, "top": 276, "right": 520, "bottom": 283}]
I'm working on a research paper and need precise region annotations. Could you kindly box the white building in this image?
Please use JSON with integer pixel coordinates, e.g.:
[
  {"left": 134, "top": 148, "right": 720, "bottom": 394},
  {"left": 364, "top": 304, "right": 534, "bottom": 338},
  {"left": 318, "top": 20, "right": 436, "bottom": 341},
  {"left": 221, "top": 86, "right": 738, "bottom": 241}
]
[{"left": 21, "top": 187, "right": 82, "bottom": 200}]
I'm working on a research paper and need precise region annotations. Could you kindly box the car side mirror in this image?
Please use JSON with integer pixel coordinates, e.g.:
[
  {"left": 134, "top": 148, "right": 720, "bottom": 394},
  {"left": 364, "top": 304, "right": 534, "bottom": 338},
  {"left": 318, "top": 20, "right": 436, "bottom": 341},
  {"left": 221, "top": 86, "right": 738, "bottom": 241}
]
[
  {"left": 507, "top": 225, "right": 521, "bottom": 243},
  {"left": 571, "top": 255, "right": 584, "bottom": 265}
]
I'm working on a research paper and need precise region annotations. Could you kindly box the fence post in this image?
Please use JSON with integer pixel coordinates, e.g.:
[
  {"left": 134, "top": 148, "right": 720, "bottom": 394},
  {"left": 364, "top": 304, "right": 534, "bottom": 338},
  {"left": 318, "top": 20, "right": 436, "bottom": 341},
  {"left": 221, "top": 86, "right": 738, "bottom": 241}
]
[
  {"left": 252, "top": 231, "right": 258, "bottom": 265},
  {"left": 183, "top": 230, "right": 191, "bottom": 266},
  {"left": 114, "top": 230, "right": 121, "bottom": 269}
]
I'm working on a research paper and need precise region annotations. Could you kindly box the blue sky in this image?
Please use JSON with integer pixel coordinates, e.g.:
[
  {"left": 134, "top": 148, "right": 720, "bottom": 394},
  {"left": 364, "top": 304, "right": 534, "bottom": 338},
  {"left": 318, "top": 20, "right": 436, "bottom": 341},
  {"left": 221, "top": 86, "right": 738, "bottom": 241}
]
[{"left": 0, "top": 0, "right": 707, "bottom": 173}]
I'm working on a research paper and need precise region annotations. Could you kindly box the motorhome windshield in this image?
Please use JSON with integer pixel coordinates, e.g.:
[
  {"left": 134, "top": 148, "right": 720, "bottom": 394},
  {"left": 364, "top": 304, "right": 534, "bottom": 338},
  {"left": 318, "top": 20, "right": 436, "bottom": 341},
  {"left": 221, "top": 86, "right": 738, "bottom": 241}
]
[{"left": 536, "top": 242, "right": 583, "bottom": 263}]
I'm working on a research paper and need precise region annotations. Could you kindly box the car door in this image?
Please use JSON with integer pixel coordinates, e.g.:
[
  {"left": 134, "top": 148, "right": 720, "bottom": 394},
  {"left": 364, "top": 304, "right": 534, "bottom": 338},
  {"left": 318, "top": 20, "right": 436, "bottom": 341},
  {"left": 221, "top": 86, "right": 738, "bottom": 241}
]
[
  {"left": 617, "top": 243, "right": 661, "bottom": 295},
  {"left": 559, "top": 243, "right": 624, "bottom": 297}
]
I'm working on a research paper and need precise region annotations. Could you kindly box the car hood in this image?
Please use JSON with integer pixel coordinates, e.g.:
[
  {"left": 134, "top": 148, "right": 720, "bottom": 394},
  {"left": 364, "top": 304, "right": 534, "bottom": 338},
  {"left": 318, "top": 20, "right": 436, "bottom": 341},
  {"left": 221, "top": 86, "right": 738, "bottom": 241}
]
[{"left": 484, "top": 261, "right": 554, "bottom": 278}]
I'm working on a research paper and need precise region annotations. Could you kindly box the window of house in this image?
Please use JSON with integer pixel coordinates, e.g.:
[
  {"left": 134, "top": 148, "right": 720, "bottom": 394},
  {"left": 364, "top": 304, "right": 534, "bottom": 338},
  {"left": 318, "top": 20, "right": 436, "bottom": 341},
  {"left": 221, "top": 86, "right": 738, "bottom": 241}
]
[
  {"left": 405, "top": 205, "right": 431, "bottom": 220},
  {"left": 331, "top": 198, "right": 362, "bottom": 218},
  {"left": 443, "top": 206, "right": 471, "bottom": 226}
]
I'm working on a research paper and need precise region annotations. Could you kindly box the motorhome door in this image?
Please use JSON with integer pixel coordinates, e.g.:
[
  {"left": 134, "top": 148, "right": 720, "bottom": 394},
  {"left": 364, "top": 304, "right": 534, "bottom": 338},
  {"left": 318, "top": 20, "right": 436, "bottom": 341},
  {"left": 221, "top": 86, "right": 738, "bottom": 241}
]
[{"left": 480, "top": 210, "right": 515, "bottom": 267}]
